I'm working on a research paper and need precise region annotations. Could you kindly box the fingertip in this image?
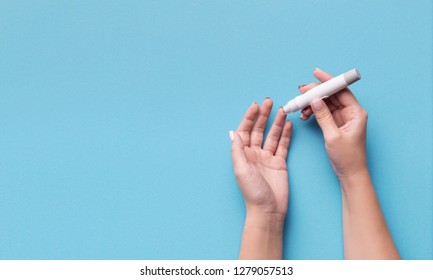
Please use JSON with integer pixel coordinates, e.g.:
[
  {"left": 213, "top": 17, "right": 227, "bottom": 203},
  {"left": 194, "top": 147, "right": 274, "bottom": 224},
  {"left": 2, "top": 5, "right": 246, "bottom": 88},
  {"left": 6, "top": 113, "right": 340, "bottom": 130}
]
[
  {"left": 258, "top": 97, "right": 273, "bottom": 114},
  {"left": 231, "top": 131, "right": 248, "bottom": 167},
  {"left": 285, "top": 120, "right": 293, "bottom": 130},
  {"left": 313, "top": 69, "right": 321, "bottom": 79},
  {"left": 300, "top": 107, "right": 313, "bottom": 120},
  {"left": 310, "top": 98, "right": 324, "bottom": 112},
  {"left": 233, "top": 130, "right": 240, "bottom": 139},
  {"left": 277, "top": 107, "right": 286, "bottom": 117},
  {"left": 263, "top": 97, "right": 273, "bottom": 106},
  {"left": 298, "top": 84, "right": 307, "bottom": 90},
  {"left": 269, "top": 107, "right": 286, "bottom": 134},
  {"left": 299, "top": 114, "right": 310, "bottom": 121},
  {"left": 299, "top": 82, "right": 319, "bottom": 94},
  {"left": 248, "top": 101, "right": 260, "bottom": 115},
  {"left": 314, "top": 68, "right": 334, "bottom": 82},
  {"left": 231, "top": 131, "right": 245, "bottom": 148},
  {"left": 229, "top": 130, "right": 234, "bottom": 142}
]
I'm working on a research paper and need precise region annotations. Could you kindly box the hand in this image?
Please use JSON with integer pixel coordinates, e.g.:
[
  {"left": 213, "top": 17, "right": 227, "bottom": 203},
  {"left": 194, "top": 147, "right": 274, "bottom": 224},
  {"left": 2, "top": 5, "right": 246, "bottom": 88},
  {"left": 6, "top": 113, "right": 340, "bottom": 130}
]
[
  {"left": 299, "top": 69, "right": 399, "bottom": 259},
  {"left": 299, "top": 68, "right": 368, "bottom": 180},
  {"left": 230, "top": 98, "right": 293, "bottom": 221}
]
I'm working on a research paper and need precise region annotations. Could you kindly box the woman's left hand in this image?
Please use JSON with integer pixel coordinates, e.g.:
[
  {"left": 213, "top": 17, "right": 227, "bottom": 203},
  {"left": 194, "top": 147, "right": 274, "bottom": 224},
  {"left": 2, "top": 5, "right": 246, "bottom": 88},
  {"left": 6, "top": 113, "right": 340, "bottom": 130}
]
[{"left": 230, "top": 98, "right": 293, "bottom": 221}]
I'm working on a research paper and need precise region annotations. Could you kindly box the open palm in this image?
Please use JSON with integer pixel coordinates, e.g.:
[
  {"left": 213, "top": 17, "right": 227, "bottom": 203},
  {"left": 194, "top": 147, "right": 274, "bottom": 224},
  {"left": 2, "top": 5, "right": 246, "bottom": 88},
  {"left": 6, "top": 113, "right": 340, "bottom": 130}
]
[{"left": 230, "top": 99, "right": 292, "bottom": 218}]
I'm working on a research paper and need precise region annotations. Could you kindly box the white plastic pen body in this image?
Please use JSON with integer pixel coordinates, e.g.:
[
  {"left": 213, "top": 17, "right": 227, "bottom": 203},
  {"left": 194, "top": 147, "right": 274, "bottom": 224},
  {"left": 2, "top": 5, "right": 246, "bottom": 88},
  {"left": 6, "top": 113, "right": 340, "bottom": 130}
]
[{"left": 282, "top": 68, "right": 361, "bottom": 115}]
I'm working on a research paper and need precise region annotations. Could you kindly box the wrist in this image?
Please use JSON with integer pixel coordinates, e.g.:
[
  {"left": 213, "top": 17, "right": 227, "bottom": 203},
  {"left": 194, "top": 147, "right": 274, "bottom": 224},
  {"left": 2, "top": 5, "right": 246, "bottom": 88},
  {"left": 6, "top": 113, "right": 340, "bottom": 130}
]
[
  {"left": 337, "top": 163, "right": 369, "bottom": 182},
  {"left": 240, "top": 206, "right": 285, "bottom": 260},
  {"left": 245, "top": 206, "right": 286, "bottom": 231},
  {"left": 339, "top": 167, "right": 372, "bottom": 193}
]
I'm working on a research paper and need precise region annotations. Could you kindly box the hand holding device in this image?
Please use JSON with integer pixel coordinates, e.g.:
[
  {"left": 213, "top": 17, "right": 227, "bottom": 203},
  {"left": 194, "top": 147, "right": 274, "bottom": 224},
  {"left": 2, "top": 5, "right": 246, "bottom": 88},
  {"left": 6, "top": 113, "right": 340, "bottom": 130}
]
[
  {"left": 297, "top": 68, "right": 367, "bottom": 180},
  {"left": 282, "top": 68, "right": 361, "bottom": 115},
  {"left": 300, "top": 68, "right": 400, "bottom": 259}
]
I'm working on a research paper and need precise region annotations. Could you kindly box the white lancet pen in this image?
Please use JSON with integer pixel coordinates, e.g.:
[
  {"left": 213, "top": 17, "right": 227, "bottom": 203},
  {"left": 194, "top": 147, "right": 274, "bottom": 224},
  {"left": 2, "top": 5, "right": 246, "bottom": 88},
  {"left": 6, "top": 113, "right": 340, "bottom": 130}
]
[{"left": 282, "top": 68, "right": 361, "bottom": 115}]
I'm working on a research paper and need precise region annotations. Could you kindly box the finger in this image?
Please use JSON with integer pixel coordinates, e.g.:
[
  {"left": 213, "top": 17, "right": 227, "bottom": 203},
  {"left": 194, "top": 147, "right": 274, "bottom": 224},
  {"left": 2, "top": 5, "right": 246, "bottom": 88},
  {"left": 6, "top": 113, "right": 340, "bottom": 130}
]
[
  {"left": 332, "top": 110, "right": 346, "bottom": 128},
  {"left": 325, "top": 99, "right": 338, "bottom": 111},
  {"left": 298, "top": 83, "right": 319, "bottom": 120},
  {"left": 329, "top": 94, "right": 342, "bottom": 108},
  {"left": 236, "top": 101, "right": 260, "bottom": 147},
  {"left": 263, "top": 108, "right": 286, "bottom": 154},
  {"left": 275, "top": 121, "right": 293, "bottom": 159},
  {"left": 302, "top": 91, "right": 340, "bottom": 121},
  {"left": 310, "top": 99, "right": 340, "bottom": 141},
  {"left": 299, "top": 82, "right": 319, "bottom": 94},
  {"left": 313, "top": 68, "right": 359, "bottom": 106},
  {"left": 301, "top": 98, "right": 338, "bottom": 120},
  {"left": 250, "top": 98, "right": 273, "bottom": 147},
  {"left": 300, "top": 106, "right": 313, "bottom": 120},
  {"left": 230, "top": 130, "right": 248, "bottom": 175}
]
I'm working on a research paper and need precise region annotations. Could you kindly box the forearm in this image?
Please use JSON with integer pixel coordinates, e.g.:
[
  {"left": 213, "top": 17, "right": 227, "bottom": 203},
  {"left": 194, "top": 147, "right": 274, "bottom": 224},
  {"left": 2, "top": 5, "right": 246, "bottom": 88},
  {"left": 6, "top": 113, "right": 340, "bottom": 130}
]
[
  {"left": 340, "top": 169, "right": 400, "bottom": 259},
  {"left": 239, "top": 209, "right": 285, "bottom": 260}
]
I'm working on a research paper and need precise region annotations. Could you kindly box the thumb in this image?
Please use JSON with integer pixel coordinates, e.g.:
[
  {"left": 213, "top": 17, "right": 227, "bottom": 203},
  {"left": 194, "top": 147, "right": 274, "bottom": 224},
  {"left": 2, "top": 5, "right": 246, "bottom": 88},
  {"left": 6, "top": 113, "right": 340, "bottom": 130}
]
[
  {"left": 310, "top": 99, "right": 340, "bottom": 140},
  {"left": 229, "top": 130, "right": 248, "bottom": 172}
]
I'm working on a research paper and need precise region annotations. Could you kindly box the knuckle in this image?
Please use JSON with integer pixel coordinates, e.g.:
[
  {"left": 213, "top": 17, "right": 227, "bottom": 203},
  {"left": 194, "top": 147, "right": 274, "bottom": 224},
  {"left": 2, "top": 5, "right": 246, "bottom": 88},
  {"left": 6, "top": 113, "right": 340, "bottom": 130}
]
[
  {"left": 252, "top": 127, "right": 265, "bottom": 134},
  {"left": 266, "top": 134, "right": 279, "bottom": 144},
  {"left": 278, "top": 137, "right": 288, "bottom": 145},
  {"left": 316, "top": 111, "right": 333, "bottom": 122},
  {"left": 279, "top": 137, "right": 290, "bottom": 147}
]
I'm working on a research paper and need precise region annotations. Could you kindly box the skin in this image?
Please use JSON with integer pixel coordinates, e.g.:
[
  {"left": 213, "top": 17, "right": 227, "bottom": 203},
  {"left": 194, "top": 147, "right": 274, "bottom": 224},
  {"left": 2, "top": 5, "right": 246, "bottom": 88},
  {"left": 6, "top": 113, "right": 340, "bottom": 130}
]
[
  {"left": 230, "top": 99, "right": 292, "bottom": 259},
  {"left": 230, "top": 68, "right": 400, "bottom": 260}
]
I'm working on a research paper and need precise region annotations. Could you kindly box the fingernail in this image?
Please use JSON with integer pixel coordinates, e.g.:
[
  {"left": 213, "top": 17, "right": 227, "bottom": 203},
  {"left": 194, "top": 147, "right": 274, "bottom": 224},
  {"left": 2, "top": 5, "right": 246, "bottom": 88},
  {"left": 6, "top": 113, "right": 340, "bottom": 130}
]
[
  {"left": 229, "top": 130, "right": 234, "bottom": 141},
  {"left": 311, "top": 99, "right": 323, "bottom": 111},
  {"left": 299, "top": 113, "right": 304, "bottom": 119},
  {"left": 314, "top": 67, "right": 322, "bottom": 71},
  {"left": 252, "top": 101, "right": 258, "bottom": 106},
  {"left": 265, "top": 97, "right": 271, "bottom": 100},
  {"left": 298, "top": 84, "right": 306, "bottom": 89}
]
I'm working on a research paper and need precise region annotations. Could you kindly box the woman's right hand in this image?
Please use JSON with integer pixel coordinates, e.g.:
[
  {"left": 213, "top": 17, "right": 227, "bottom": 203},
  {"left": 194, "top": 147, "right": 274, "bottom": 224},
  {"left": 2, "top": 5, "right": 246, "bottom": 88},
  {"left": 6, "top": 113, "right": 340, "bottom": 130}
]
[{"left": 299, "top": 68, "right": 369, "bottom": 181}]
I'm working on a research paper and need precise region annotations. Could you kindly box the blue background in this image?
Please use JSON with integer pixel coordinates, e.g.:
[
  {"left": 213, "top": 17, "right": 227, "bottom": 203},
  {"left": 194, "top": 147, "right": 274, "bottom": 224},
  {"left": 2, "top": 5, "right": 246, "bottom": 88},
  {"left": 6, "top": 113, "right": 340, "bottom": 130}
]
[{"left": 0, "top": 0, "right": 431, "bottom": 259}]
